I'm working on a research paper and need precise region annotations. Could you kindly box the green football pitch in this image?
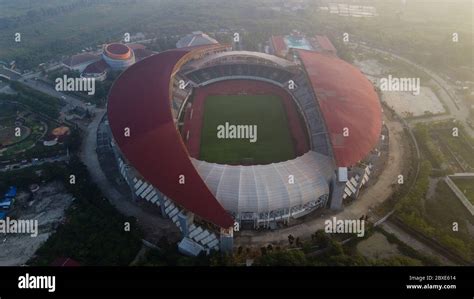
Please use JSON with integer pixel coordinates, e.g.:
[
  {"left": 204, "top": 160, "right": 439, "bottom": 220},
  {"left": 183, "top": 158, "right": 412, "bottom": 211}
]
[{"left": 199, "top": 94, "right": 295, "bottom": 165}]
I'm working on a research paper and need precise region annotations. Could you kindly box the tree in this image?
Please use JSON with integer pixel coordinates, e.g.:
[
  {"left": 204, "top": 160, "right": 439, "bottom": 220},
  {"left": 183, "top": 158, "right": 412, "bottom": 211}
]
[
  {"left": 311, "top": 230, "right": 330, "bottom": 248},
  {"left": 256, "top": 250, "right": 308, "bottom": 266},
  {"left": 295, "top": 237, "right": 302, "bottom": 247},
  {"left": 373, "top": 256, "right": 423, "bottom": 266}
]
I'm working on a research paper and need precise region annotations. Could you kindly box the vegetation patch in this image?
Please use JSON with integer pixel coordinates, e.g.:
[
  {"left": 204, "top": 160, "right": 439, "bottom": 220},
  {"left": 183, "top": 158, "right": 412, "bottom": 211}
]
[
  {"left": 451, "top": 177, "right": 474, "bottom": 205},
  {"left": 27, "top": 158, "right": 143, "bottom": 266}
]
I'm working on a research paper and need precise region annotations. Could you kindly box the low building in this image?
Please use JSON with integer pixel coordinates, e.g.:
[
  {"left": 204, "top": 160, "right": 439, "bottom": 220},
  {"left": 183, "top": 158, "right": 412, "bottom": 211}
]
[
  {"left": 4, "top": 186, "right": 16, "bottom": 198},
  {"left": 65, "top": 106, "right": 88, "bottom": 120},
  {"left": 51, "top": 126, "right": 71, "bottom": 143},
  {"left": 176, "top": 31, "right": 218, "bottom": 48},
  {"left": 81, "top": 60, "right": 109, "bottom": 81},
  {"left": 43, "top": 135, "right": 58, "bottom": 147},
  {"left": 63, "top": 43, "right": 154, "bottom": 80},
  {"left": 270, "top": 31, "right": 337, "bottom": 58},
  {"left": 62, "top": 53, "right": 101, "bottom": 72},
  {"left": 0, "top": 186, "right": 15, "bottom": 212},
  {"left": 0, "top": 199, "right": 12, "bottom": 210}
]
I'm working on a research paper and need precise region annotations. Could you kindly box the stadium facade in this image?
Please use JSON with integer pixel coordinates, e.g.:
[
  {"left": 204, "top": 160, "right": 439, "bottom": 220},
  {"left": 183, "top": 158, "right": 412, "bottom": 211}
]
[
  {"left": 106, "top": 42, "right": 383, "bottom": 255},
  {"left": 102, "top": 43, "right": 136, "bottom": 70}
]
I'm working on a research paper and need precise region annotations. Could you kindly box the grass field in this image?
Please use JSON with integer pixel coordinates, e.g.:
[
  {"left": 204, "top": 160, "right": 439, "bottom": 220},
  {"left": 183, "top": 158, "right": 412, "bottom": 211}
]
[
  {"left": 199, "top": 94, "right": 294, "bottom": 165},
  {"left": 0, "top": 125, "right": 29, "bottom": 146},
  {"left": 437, "top": 129, "right": 474, "bottom": 169},
  {"left": 452, "top": 178, "right": 474, "bottom": 205},
  {"left": 424, "top": 180, "right": 474, "bottom": 261}
]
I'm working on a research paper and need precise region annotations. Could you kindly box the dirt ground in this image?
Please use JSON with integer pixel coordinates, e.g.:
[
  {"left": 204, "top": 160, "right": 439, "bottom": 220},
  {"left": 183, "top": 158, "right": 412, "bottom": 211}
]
[
  {"left": 353, "top": 59, "right": 388, "bottom": 77},
  {"left": 382, "top": 87, "right": 445, "bottom": 117},
  {"left": 0, "top": 181, "right": 73, "bottom": 266},
  {"left": 355, "top": 59, "right": 446, "bottom": 117}
]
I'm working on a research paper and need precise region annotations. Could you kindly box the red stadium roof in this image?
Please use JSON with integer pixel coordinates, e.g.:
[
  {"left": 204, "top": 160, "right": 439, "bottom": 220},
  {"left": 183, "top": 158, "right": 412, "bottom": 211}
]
[
  {"left": 126, "top": 43, "right": 146, "bottom": 50},
  {"left": 133, "top": 48, "right": 155, "bottom": 61},
  {"left": 314, "top": 35, "right": 337, "bottom": 54},
  {"left": 297, "top": 49, "right": 382, "bottom": 167},
  {"left": 271, "top": 36, "right": 287, "bottom": 57},
  {"left": 107, "top": 48, "right": 234, "bottom": 229}
]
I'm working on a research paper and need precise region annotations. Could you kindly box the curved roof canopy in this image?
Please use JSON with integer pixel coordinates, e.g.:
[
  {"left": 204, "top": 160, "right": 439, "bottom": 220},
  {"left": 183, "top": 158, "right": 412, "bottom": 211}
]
[
  {"left": 108, "top": 48, "right": 234, "bottom": 228},
  {"left": 297, "top": 49, "right": 382, "bottom": 167},
  {"left": 192, "top": 151, "right": 334, "bottom": 214}
]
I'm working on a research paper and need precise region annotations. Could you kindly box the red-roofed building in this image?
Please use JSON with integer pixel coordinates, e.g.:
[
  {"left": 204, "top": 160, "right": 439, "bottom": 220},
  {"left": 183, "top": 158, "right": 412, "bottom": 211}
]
[
  {"left": 81, "top": 59, "right": 109, "bottom": 81},
  {"left": 73, "top": 43, "right": 153, "bottom": 80}
]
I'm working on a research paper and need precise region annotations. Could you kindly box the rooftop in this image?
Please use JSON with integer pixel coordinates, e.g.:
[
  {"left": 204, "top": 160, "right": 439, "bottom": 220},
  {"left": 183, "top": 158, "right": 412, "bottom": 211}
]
[
  {"left": 82, "top": 59, "right": 109, "bottom": 74},
  {"left": 107, "top": 47, "right": 235, "bottom": 229},
  {"left": 104, "top": 43, "right": 132, "bottom": 60},
  {"left": 133, "top": 48, "right": 155, "bottom": 61},
  {"left": 62, "top": 53, "right": 100, "bottom": 67},
  {"left": 313, "top": 35, "right": 337, "bottom": 54},
  {"left": 176, "top": 32, "right": 218, "bottom": 49},
  {"left": 297, "top": 49, "right": 382, "bottom": 167}
]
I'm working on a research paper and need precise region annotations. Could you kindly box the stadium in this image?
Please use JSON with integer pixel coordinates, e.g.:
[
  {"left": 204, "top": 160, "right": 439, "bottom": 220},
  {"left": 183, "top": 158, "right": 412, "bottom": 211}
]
[{"left": 106, "top": 43, "right": 383, "bottom": 255}]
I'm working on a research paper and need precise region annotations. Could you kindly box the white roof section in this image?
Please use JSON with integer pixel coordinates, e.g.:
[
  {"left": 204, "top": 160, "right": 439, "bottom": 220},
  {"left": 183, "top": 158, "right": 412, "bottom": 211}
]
[
  {"left": 191, "top": 151, "right": 334, "bottom": 215},
  {"left": 176, "top": 32, "right": 218, "bottom": 49},
  {"left": 338, "top": 167, "right": 348, "bottom": 182}
]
